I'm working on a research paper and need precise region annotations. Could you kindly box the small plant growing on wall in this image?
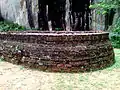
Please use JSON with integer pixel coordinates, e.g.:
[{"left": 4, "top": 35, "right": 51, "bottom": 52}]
[{"left": 0, "top": 56, "right": 4, "bottom": 62}]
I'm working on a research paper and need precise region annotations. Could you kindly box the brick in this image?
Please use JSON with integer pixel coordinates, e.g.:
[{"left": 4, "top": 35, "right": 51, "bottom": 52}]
[{"left": 0, "top": 31, "right": 115, "bottom": 72}]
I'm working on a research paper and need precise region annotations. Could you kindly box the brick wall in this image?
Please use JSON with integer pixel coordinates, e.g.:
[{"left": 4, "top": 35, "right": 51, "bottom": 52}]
[{"left": 0, "top": 31, "right": 115, "bottom": 72}]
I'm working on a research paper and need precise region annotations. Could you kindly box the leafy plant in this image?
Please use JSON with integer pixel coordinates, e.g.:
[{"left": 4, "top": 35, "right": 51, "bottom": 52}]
[
  {"left": 0, "top": 56, "right": 5, "bottom": 62},
  {"left": 110, "top": 33, "right": 120, "bottom": 48},
  {"left": 90, "top": 0, "right": 120, "bottom": 14},
  {"left": 0, "top": 20, "right": 26, "bottom": 32},
  {"left": 90, "top": 0, "right": 120, "bottom": 48}
]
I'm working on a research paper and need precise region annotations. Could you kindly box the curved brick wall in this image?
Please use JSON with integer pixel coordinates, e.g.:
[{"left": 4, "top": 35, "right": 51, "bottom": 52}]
[{"left": 0, "top": 31, "right": 115, "bottom": 72}]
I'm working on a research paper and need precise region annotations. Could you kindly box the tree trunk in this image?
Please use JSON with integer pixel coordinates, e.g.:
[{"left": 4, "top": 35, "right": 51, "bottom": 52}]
[{"left": 37, "top": 0, "right": 93, "bottom": 31}]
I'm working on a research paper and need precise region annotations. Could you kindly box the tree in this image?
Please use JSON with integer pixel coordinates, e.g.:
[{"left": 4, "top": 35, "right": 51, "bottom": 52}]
[{"left": 90, "top": 0, "right": 120, "bottom": 31}]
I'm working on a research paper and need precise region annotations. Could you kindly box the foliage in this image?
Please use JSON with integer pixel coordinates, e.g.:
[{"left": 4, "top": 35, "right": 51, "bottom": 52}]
[
  {"left": 0, "top": 20, "right": 26, "bottom": 32},
  {"left": 110, "top": 33, "right": 120, "bottom": 48},
  {"left": 0, "top": 56, "right": 4, "bottom": 62},
  {"left": 110, "top": 15, "right": 120, "bottom": 48},
  {"left": 90, "top": 0, "right": 120, "bottom": 48},
  {"left": 90, "top": 0, "right": 120, "bottom": 14},
  {"left": 112, "top": 17, "right": 120, "bottom": 33}
]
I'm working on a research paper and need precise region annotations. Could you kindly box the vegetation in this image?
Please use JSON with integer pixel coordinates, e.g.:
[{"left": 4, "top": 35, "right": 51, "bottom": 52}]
[
  {"left": 0, "top": 20, "right": 26, "bottom": 32},
  {"left": 110, "top": 33, "right": 120, "bottom": 48},
  {"left": 0, "top": 56, "right": 4, "bottom": 62},
  {"left": 90, "top": 0, "right": 120, "bottom": 13},
  {"left": 90, "top": 0, "right": 120, "bottom": 30},
  {"left": 90, "top": 0, "right": 120, "bottom": 48}
]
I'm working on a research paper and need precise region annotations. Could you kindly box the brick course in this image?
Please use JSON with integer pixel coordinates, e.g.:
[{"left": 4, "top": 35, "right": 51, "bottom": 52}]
[{"left": 0, "top": 31, "right": 115, "bottom": 72}]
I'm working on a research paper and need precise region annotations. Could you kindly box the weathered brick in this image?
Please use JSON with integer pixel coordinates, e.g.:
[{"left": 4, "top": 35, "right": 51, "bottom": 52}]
[{"left": 0, "top": 31, "right": 115, "bottom": 72}]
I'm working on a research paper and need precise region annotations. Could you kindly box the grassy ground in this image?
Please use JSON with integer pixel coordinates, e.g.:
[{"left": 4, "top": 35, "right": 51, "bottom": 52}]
[{"left": 0, "top": 49, "right": 120, "bottom": 90}]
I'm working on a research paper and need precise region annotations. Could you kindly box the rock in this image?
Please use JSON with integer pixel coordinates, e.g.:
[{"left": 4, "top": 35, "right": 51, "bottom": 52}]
[{"left": 0, "top": 0, "right": 38, "bottom": 28}]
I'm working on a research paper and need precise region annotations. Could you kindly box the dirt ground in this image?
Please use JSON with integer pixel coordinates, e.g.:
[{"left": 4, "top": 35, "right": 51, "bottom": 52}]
[{"left": 0, "top": 49, "right": 120, "bottom": 90}]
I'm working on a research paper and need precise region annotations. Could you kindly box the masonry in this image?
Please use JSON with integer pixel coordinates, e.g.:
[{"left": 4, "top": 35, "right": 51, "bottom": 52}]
[{"left": 0, "top": 31, "right": 115, "bottom": 72}]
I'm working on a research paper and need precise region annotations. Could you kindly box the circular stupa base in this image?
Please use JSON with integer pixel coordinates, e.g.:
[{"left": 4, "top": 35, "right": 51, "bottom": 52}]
[{"left": 0, "top": 31, "right": 115, "bottom": 72}]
